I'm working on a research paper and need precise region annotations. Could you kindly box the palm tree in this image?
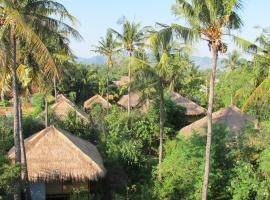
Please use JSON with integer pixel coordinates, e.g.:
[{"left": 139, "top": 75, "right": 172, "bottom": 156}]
[
  {"left": 92, "top": 30, "right": 119, "bottom": 109},
  {"left": 134, "top": 27, "right": 188, "bottom": 180},
  {"left": 0, "top": 0, "right": 80, "bottom": 199},
  {"left": 170, "top": 0, "right": 244, "bottom": 198},
  {"left": 221, "top": 50, "right": 242, "bottom": 105},
  {"left": 111, "top": 19, "right": 146, "bottom": 115}
]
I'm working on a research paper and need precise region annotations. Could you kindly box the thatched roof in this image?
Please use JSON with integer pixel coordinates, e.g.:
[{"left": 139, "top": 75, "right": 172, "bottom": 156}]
[
  {"left": 169, "top": 91, "right": 206, "bottom": 116},
  {"left": 117, "top": 92, "right": 141, "bottom": 108},
  {"left": 52, "top": 94, "right": 89, "bottom": 122},
  {"left": 180, "top": 106, "right": 254, "bottom": 137},
  {"left": 113, "top": 76, "right": 130, "bottom": 87},
  {"left": 84, "top": 95, "right": 111, "bottom": 109},
  {"left": 8, "top": 126, "right": 105, "bottom": 182}
]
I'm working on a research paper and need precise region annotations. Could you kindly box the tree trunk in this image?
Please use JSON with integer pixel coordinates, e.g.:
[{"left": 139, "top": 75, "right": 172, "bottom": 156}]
[
  {"left": 0, "top": 90, "right": 4, "bottom": 101},
  {"left": 19, "top": 100, "right": 31, "bottom": 200},
  {"left": 106, "top": 65, "right": 109, "bottom": 113},
  {"left": 53, "top": 76, "right": 57, "bottom": 102},
  {"left": 127, "top": 51, "right": 132, "bottom": 116},
  {"left": 202, "top": 44, "right": 218, "bottom": 200},
  {"left": 45, "top": 94, "right": 48, "bottom": 128},
  {"left": 158, "top": 81, "right": 165, "bottom": 181},
  {"left": 11, "top": 24, "right": 22, "bottom": 200}
]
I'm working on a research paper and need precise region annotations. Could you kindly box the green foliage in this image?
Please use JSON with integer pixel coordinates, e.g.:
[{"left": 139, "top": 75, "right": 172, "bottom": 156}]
[
  {"left": 155, "top": 124, "right": 234, "bottom": 200},
  {"left": 0, "top": 157, "right": 20, "bottom": 196},
  {"left": 32, "top": 93, "right": 45, "bottom": 116},
  {"left": 105, "top": 106, "right": 158, "bottom": 164}
]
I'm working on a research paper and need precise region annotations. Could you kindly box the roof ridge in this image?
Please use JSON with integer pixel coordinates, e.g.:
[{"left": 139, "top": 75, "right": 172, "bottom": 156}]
[{"left": 53, "top": 126, "right": 103, "bottom": 172}]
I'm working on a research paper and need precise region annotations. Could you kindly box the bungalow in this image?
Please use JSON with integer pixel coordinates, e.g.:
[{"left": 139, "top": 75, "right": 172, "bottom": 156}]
[
  {"left": 84, "top": 95, "right": 111, "bottom": 111},
  {"left": 8, "top": 126, "right": 105, "bottom": 200}
]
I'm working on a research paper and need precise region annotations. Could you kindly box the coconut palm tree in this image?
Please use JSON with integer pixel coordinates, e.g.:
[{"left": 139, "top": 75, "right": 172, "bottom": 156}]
[
  {"left": 0, "top": 0, "right": 80, "bottom": 199},
  {"left": 92, "top": 30, "right": 120, "bottom": 109},
  {"left": 169, "top": 0, "right": 244, "bottom": 198},
  {"left": 222, "top": 50, "right": 243, "bottom": 105},
  {"left": 133, "top": 27, "right": 189, "bottom": 180},
  {"left": 111, "top": 19, "right": 146, "bottom": 115}
]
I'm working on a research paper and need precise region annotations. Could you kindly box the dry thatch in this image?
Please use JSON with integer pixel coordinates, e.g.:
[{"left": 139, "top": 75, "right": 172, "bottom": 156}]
[
  {"left": 113, "top": 76, "right": 130, "bottom": 87},
  {"left": 169, "top": 91, "right": 206, "bottom": 116},
  {"left": 84, "top": 95, "right": 111, "bottom": 110},
  {"left": 180, "top": 106, "right": 254, "bottom": 137},
  {"left": 8, "top": 126, "right": 105, "bottom": 182},
  {"left": 52, "top": 94, "right": 89, "bottom": 122},
  {"left": 117, "top": 92, "right": 141, "bottom": 108}
]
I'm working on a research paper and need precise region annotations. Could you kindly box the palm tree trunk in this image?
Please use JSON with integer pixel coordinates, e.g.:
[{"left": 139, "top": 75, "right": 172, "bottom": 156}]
[
  {"left": 202, "top": 44, "right": 218, "bottom": 200},
  {"left": 158, "top": 80, "right": 165, "bottom": 181},
  {"left": 45, "top": 94, "right": 48, "bottom": 128},
  {"left": 127, "top": 51, "right": 132, "bottom": 116},
  {"left": 53, "top": 76, "right": 57, "bottom": 102},
  {"left": 11, "top": 24, "right": 22, "bottom": 200},
  {"left": 0, "top": 90, "right": 4, "bottom": 101},
  {"left": 106, "top": 65, "right": 109, "bottom": 113},
  {"left": 19, "top": 100, "right": 31, "bottom": 200}
]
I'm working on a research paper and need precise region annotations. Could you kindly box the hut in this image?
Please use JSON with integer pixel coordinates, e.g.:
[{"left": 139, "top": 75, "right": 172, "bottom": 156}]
[
  {"left": 117, "top": 92, "right": 141, "bottom": 109},
  {"left": 51, "top": 94, "right": 90, "bottom": 123},
  {"left": 113, "top": 76, "right": 130, "bottom": 87},
  {"left": 84, "top": 94, "right": 111, "bottom": 111},
  {"left": 8, "top": 126, "right": 105, "bottom": 200},
  {"left": 180, "top": 106, "right": 254, "bottom": 137},
  {"left": 169, "top": 91, "right": 206, "bottom": 122}
]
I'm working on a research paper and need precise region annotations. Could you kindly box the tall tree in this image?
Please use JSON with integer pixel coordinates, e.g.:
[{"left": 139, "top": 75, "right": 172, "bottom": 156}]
[
  {"left": 92, "top": 30, "right": 119, "bottom": 109},
  {"left": 0, "top": 0, "right": 80, "bottom": 199},
  {"left": 111, "top": 19, "right": 146, "bottom": 115},
  {"left": 221, "top": 50, "right": 243, "bottom": 105},
  {"left": 134, "top": 27, "right": 189, "bottom": 180},
  {"left": 170, "top": 0, "right": 244, "bottom": 198}
]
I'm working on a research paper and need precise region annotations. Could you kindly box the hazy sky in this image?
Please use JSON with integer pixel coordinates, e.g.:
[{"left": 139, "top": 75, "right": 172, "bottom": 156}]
[{"left": 59, "top": 0, "right": 270, "bottom": 58}]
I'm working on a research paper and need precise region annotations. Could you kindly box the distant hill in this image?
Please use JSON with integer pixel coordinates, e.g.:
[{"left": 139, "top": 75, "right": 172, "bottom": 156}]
[
  {"left": 191, "top": 56, "right": 221, "bottom": 69},
  {"left": 76, "top": 55, "right": 220, "bottom": 69},
  {"left": 76, "top": 56, "right": 105, "bottom": 65}
]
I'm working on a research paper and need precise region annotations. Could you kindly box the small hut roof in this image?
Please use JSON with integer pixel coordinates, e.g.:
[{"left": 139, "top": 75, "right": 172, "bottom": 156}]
[
  {"left": 169, "top": 91, "right": 206, "bottom": 116},
  {"left": 117, "top": 92, "right": 141, "bottom": 108},
  {"left": 180, "top": 106, "right": 254, "bottom": 137},
  {"left": 113, "top": 76, "right": 130, "bottom": 86},
  {"left": 52, "top": 94, "right": 89, "bottom": 122},
  {"left": 84, "top": 95, "right": 111, "bottom": 109},
  {"left": 8, "top": 126, "right": 105, "bottom": 182}
]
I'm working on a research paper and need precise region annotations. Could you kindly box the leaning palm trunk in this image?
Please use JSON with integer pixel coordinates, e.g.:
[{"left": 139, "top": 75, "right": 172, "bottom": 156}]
[
  {"left": 202, "top": 44, "right": 218, "bottom": 200},
  {"left": 127, "top": 51, "right": 132, "bottom": 116},
  {"left": 10, "top": 25, "right": 22, "bottom": 200},
  {"left": 158, "top": 80, "right": 165, "bottom": 181},
  {"left": 45, "top": 94, "right": 49, "bottom": 127},
  {"left": 53, "top": 76, "right": 57, "bottom": 102},
  {"left": 1, "top": 90, "right": 4, "bottom": 101},
  {"left": 19, "top": 100, "right": 31, "bottom": 200}
]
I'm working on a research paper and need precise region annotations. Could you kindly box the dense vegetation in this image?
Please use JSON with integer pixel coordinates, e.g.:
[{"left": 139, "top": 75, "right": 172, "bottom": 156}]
[{"left": 0, "top": 0, "right": 270, "bottom": 200}]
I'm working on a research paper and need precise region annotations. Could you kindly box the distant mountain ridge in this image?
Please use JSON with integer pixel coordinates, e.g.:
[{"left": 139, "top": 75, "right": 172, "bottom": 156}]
[
  {"left": 76, "top": 56, "right": 105, "bottom": 65},
  {"left": 76, "top": 55, "right": 220, "bottom": 69}
]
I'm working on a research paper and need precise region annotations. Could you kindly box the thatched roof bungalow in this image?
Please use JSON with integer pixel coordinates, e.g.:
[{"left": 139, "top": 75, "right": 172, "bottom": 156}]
[
  {"left": 117, "top": 92, "right": 141, "bottom": 109},
  {"left": 180, "top": 106, "right": 254, "bottom": 137},
  {"left": 8, "top": 126, "right": 105, "bottom": 199},
  {"left": 52, "top": 94, "right": 89, "bottom": 123},
  {"left": 113, "top": 76, "right": 130, "bottom": 87},
  {"left": 84, "top": 94, "right": 111, "bottom": 110},
  {"left": 169, "top": 91, "right": 206, "bottom": 116}
]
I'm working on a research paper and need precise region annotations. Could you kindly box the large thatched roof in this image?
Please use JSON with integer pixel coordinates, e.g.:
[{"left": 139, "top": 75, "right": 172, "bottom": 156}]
[
  {"left": 8, "top": 126, "right": 105, "bottom": 182},
  {"left": 113, "top": 76, "right": 130, "bottom": 87},
  {"left": 180, "top": 106, "right": 254, "bottom": 137},
  {"left": 52, "top": 94, "right": 89, "bottom": 122},
  {"left": 169, "top": 91, "right": 206, "bottom": 116},
  {"left": 117, "top": 92, "right": 141, "bottom": 108},
  {"left": 84, "top": 95, "right": 111, "bottom": 110}
]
